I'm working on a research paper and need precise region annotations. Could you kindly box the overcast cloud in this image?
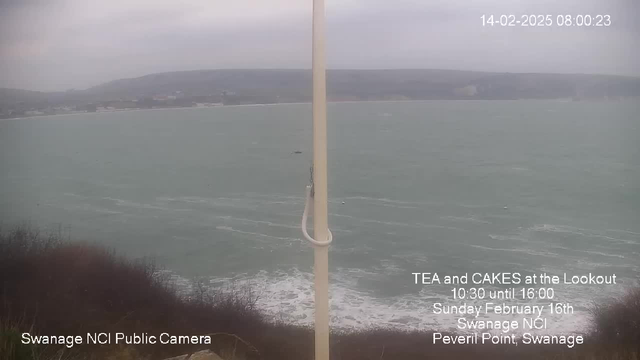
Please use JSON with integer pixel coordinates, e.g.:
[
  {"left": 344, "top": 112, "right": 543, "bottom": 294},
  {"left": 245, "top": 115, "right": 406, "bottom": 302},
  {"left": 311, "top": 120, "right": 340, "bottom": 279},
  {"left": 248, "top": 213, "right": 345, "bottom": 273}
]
[{"left": 0, "top": 0, "right": 638, "bottom": 91}]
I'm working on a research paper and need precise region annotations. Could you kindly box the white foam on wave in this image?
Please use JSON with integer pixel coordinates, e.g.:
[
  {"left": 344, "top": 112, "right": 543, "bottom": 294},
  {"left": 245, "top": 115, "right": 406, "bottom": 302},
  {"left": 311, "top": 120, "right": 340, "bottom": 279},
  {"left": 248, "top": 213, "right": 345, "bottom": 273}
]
[
  {"left": 579, "top": 250, "right": 625, "bottom": 259},
  {"left": 103, "top": 197, "right": 191, "bottom": 212},
  {"left": 235, "top": 192, "right": 301, "bottom": 201},
  {"left": 214, "top": 215, "right": 299, "bottom": 230},
  {"left": 488, "top": 234, "right": 528, "bottom": 242},
  {"left": 530, "top": 224, "right": 583, "bottom": 234},
  {"left": 159, "top": 194, "right": 315, "bottom": 213},
  {"left": 572, "top": 258, "right": 626, "bottom": 271},
  {"left": 157, "top": 196, "right": 260, "bottom": 210},
  {"left": 331, "top": 213, "right": 417, "bottom": 228},
  {"left": 417, "top": 223, "right": 470, "bottom": 232},
  {"left": 170, "top": 268, "right": 594, "bottom": 335},
  {"left": 469, "top": 244, "right": 559, "bottom": 258},
  {"left": 457, "top": 203, "right": 496, "bottom": 210},
  {"left": 390, "top": 252, "right": 429, "bottom": 266},
  {"left": 380, "top": 203, "right": 419, "bottom": 209},
  {"left": 214, "top": 215, "right": 352, "bottom": 235},
  {"left": 214, "top": 225, "right": 300, "bottom": 243},
  {"left": 337, "top": 245, "right": 376, "bottom": 255},
  {"left": 331, "top": 214, "right": 467, "bottom": 233},
  {"left": 441, "top": 216, "right": 491, "bottom": 224},
  {"left": 66, "top": 203, "right": 124, "bottom": 215},
  {"left": 530, "top": 224, "right": 637, "bottom": 244},
  {"left": 340, "top": 196, "right": 435, "bottom": 206},
  {"left": 606, "top": 229, "right": 640, "bottom": 237},
  {"left": 60, "top": 194, "right": 187, "bottom": 215},
  {"left": 377, "top": 259, "right": 405, "bottom": 275}
]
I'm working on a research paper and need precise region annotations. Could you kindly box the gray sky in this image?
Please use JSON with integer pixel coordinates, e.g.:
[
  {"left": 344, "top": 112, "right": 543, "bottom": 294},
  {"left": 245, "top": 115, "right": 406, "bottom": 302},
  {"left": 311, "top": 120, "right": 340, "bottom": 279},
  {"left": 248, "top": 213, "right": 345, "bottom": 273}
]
[{"left": 1, "top": 0, "right": 638, "bottom": 91}]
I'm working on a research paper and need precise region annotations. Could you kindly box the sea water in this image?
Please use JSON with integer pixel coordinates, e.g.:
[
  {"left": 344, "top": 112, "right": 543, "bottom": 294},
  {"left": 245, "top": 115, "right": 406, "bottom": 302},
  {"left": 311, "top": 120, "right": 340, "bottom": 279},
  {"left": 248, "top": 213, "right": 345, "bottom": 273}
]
[{"left": 1, "top": 100, "right": 638, "bottom": 334}]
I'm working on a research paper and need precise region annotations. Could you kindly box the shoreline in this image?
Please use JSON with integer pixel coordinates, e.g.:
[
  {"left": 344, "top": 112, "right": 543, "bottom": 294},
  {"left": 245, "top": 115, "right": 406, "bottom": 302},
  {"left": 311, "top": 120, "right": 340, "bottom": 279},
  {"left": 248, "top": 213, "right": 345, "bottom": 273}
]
[{"left": 2, "top": 97, "right": 633, "bottom": 122}]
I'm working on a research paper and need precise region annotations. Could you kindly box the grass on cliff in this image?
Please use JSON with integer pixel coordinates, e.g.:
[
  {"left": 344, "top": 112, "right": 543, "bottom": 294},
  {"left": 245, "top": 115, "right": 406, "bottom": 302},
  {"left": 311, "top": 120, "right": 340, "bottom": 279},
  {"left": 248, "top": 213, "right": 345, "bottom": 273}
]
[{"left": 0, "top": 225, "right": 638, "bottom": 360}]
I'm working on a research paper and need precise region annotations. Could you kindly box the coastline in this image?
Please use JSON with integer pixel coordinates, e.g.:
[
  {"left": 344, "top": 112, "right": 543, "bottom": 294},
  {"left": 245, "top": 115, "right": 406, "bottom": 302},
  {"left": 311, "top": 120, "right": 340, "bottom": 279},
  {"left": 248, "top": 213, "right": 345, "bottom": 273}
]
[{"left": 2, "top": 97, "right": 632, "bottom": 122}]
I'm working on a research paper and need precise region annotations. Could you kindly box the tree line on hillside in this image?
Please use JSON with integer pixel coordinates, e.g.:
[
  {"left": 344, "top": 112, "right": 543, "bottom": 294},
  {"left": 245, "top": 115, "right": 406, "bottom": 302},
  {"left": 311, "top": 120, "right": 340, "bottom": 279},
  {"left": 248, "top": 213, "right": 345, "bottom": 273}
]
[{"left": 2, "top": 69, "right": 640, "bottom": 118}]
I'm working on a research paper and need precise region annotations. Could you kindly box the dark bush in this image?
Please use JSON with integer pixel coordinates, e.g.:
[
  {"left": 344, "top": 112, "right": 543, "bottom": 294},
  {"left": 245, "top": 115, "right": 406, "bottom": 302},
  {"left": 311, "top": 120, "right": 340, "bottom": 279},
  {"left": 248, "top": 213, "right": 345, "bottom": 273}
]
[
  {"left": 1, "top": 225, "right": 639, "bottom": 360},
  {"left": 590, "top": 287, "right": 640, "bottom": 350}
]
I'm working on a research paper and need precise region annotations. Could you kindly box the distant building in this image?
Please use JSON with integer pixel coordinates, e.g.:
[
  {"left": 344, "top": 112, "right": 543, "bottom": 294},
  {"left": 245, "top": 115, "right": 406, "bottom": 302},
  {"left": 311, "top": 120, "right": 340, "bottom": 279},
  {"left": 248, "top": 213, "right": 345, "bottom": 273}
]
[
  {"left": 25, "top": 110, "right": 44, "bottom": 116},
  {"left": 137, "top": 98, "right": 155, "bottom": 108},
  {"left": 108, "top": 100, "right": 137, "bottom": 109},
  {"left": 453, "top": 85, "right": 478, "bottom": 97}
]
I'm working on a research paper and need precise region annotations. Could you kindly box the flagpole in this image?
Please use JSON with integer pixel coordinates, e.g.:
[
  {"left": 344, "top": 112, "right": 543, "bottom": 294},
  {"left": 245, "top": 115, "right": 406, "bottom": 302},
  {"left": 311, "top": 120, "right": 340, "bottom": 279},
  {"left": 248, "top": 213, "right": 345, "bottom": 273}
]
[{"left": 312, "top": 0, "right": 330, "bottom": 359}]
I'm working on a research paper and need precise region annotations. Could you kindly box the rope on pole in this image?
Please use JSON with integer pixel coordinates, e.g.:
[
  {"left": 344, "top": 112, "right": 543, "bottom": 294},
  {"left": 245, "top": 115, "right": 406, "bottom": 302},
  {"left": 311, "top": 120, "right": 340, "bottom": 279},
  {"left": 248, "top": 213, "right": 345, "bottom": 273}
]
[{"left": 301, "top": 185, "right": 333, "bottom": 247}]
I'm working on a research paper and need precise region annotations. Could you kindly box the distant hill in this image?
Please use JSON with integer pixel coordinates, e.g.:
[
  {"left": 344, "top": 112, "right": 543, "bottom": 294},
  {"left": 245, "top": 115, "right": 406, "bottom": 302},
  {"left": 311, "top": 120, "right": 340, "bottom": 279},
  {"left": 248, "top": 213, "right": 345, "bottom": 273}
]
[
  {"left": 85, "top": 69, "right": 640, "bottom": 101},
  {"left": 0, "top": 88, "right": 90, "bottom": 108},
  {"left": 2, "top": 69, "right": 640, "bottom": 112},
  {"left": 0, "top": 88, "right": 61, "bottom": 106}
]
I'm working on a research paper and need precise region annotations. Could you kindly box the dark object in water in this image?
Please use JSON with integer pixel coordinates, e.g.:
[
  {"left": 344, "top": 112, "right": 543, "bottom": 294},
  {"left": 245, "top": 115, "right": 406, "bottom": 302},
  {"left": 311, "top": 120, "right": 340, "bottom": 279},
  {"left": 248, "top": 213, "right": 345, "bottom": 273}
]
[{"left": 293, "top": 150, "right": 303, "bottom": 154}]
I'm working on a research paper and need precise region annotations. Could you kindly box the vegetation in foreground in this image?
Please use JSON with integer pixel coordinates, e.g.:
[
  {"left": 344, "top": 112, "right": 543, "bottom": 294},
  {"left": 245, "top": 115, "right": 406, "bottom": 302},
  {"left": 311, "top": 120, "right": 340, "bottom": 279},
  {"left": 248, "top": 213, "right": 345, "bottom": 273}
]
[{"left": 0, "top": 225, "right": 638, "bottom": 360}]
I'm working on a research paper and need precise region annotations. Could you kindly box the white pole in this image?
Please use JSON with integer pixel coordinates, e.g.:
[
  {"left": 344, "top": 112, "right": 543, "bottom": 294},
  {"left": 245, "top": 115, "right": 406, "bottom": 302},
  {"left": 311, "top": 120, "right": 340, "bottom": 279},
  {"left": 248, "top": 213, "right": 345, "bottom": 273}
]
[{"left": 312, "top": 0, "right": 330, "bottom": 359}]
